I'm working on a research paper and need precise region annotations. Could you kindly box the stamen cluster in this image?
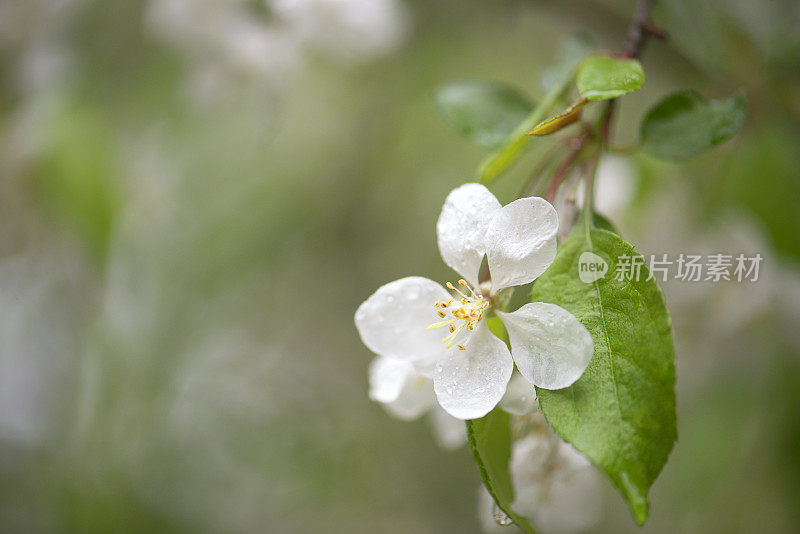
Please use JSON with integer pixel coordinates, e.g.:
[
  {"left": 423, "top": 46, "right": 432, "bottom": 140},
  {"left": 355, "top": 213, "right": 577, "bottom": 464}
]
[{"left": 427, "top": 279, "right": 490, "bottom": 350}]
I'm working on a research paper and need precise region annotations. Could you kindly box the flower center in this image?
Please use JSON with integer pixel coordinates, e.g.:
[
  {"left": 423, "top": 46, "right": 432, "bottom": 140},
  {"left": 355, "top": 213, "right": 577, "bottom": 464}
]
[{"left": 427, "top": 279, "right": 491, "bottom": 351}]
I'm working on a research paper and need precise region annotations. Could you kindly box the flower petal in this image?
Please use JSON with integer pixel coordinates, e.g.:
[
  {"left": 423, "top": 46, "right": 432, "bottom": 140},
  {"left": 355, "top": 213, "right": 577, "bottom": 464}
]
[
  {"left": 497, "top": 302, "right": 593, "bottom": 389},
  {"left": 355, "top": 276, "right": 451, "bottom": 362},
  {"left": 510, "top": 435, "right": 602, "bottom": 533},
  {"left": 436, "top": 183, "right": 501, "bottom": 286},
  {"left": 529, "top": 466, "right": 602, "bottom": 534},
  {"left": 368, "top": 355, "right": 411, "bottom": 403},
  {"left": 498, "top": 371, "right": 538, "bottom": 416},
  {"left": 484, "top": 196, "right": 558, "bottom": 293},
  {"left": 428, "top": 406, "right": 468, "bottom": 450},
  {"left": 433, "top": 321, "right": 513, "bottom": 419},
  {"left": 369, "top": 356, "right": 435, "bottom": 420},
  {"left": 385, "top": 376, "right": 436, "bottom": 421}
]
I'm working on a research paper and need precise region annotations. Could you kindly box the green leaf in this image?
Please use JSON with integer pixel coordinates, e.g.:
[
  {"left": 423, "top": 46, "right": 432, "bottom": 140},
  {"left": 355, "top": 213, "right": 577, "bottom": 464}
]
[
  {"left": 528, "top": 99, "right": 585, "bottom": 136},
  {"left": 477, "top": 81, "right": 564, "bottom": 185},
  {"left": 640, "top": 90, "right": 747, "bottom": 160},
  {"left": 592, "top": 211, "right": 621, "bottom": 234},
  {"left": 576, "top": 55, "right": 645, "bottom": 101},
  {"left": 531, "top": 226, "right": 676, "bottom": 524},
  {"left": 476, "top": 34, "right": 593, "bottom": 184},
  {"left": 539, "top": 33, "right": 596, "bottom": 93},
  {"left": 466, "top": 410, "right": 537, "bottom": 534},
  {"left": 434, "top": 80, "right": 534, "bottom": 148}
]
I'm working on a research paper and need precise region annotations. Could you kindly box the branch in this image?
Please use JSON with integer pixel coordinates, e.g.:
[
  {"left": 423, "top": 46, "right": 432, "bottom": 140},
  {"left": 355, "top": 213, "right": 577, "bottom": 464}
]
[
  {"left": 600, "top": 0, "right": 661, "bottom": 143},
  {"left": 621, "top": 0, "right": 664, "bottom": 59},
  {"left": 544, "top": 133, "right": 589, "bottom": 203},
  {"left": 588, "top": 0, "right": 660, "bottom": 221}
]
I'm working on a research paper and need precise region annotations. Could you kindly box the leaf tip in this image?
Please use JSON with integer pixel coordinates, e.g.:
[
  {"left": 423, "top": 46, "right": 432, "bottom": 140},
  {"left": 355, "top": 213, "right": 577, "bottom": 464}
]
[
  {"left": 618, "top": 472, "right": 650, "bottom": 524},
  {"left": 632, "top": 499, "right": 649, "bottom": 525}
]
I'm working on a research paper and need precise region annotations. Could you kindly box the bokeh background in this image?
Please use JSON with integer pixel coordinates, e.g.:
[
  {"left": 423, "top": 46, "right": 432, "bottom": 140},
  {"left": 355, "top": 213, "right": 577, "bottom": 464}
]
[{"left": 1, "top": 0, "right": 799, "bottom": 532}]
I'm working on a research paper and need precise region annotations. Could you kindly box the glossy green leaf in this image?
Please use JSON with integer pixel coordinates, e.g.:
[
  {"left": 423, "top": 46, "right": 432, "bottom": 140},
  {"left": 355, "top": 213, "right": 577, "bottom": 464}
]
[
  {"left": 466, "top": 410, "right": 537, "bottom": 534},
  {"left": 531, "top": 226, "right": 676, "bottom": 524},
  {"left": 640, "top": 90, "right": 746, "bottom": 160},
  {"left": 434, "top": 80, "right": 534, "bottom": 148},
  {"left": 576, "top": 55, "right": 645, "bottom": 101}
]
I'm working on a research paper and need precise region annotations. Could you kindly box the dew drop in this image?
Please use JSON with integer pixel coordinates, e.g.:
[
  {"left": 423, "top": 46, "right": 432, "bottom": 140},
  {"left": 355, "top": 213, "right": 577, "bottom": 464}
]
[{"left": 492, "top": 502, "right": 513, "bottom": 526}]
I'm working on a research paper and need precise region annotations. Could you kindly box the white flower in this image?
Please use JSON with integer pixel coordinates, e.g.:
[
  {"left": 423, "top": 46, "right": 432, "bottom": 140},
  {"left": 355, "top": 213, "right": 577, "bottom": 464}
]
[
  {"left": 355, "top": 183, "right": 594, "bottom": 420},
  {"left": 368, "top": 355, "right": 466, "bottom": 449},
  {"left": 508, "top": 433, "right": 602, "bottom": 534},
  {"left": 478, "top": 412, "right": 602, "bottom": 534}
]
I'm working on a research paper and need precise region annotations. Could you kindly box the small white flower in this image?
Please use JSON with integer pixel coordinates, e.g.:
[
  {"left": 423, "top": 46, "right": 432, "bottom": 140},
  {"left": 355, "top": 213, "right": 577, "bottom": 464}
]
[
  {"left": 478, "top": 415, "right": 602, "bottom": 534},
  {"left": 508, "top": 433, "right": 602, "bottom": 534},
  {"left": 368, "top": 355, "right": 466, "bottom": 449},
  {"left": 355, "top": 183, "right": 594, "bottom": 420}
]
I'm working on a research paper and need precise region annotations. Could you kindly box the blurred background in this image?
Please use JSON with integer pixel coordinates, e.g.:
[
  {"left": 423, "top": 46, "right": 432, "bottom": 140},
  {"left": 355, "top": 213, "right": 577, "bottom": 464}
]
[{"left": 1, "top": 0, "right": 799, "bottom": 532}]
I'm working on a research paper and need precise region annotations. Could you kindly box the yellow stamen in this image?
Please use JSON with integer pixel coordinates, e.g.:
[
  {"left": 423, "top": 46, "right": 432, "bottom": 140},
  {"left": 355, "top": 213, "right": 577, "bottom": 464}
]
[
  {"left": 428, "top": 278, "right": 491, "bottom": 349},
  {"left": 427, "top": 318, "right": 456, "bottom": 330}
]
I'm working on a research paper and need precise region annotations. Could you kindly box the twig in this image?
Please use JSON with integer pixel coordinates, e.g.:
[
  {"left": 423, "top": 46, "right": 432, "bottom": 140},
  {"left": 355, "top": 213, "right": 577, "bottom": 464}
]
[
  {"left": 599, "top": 0, "right": 660, "bottom": 144},
  {"left": 544, "top": 133, "right": 590, "bottom": 202},
  {"left": 589, "top": 0, "right": 659, "bottom": 225},
  {"left": 621, "top": 0, "right": 659, "bottom": 59}
]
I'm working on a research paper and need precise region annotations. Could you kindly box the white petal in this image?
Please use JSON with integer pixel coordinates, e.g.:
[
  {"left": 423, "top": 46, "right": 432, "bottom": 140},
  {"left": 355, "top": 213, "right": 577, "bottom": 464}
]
[
  {"left": 369, "top": 356, "right": 435, "bottom": 420},
  {"left": 355, "top": 276, "right": 451, "bottom": 362},
  {"left": 510, "top": 435, "right": 602, "bottom": 533},
  {"left": 433, "top": 321, "right": 513, "bottom": 419},
  {"left": 498, "top": 371, "right": 538, "bottom": 416},
  {"left": 368, "top": 355, "right": 412, "bottom": 403},
  {"left": 510, "top": 434, "right": 559, "bottom": 482},
  {"left": 428, "top": 405, "right": 467, "bottom": 450},
  {"left": 436, "top": 183, "right": 501, "bottom": 286},
  {"left": 410, "top": 355, "right": 438, "bottom": 379},
  {"left": 485, "top": 196, "right": 558, "bottom": 293},
  {"left": 557, "top": 440, "right": 593, "bottom": 474},
  {"left": 498, "top": 302, "right": 593, "bottom": 390},
  {"left": 384, "top": 374, "right": 436, "bottom": 421},
  {"left": 531, "top": 467, "right": 602, "bottom": 534}
]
